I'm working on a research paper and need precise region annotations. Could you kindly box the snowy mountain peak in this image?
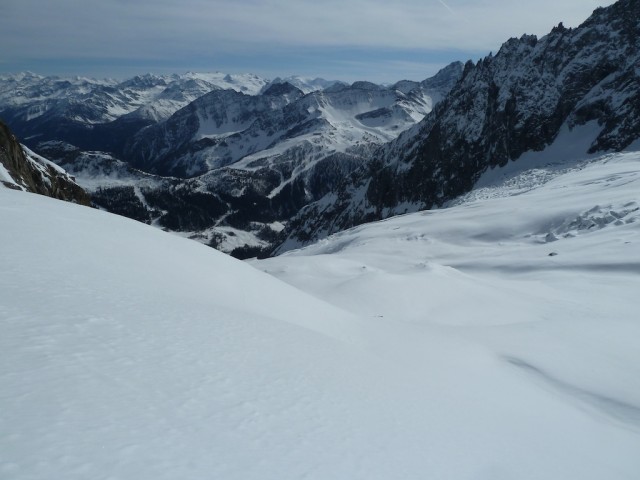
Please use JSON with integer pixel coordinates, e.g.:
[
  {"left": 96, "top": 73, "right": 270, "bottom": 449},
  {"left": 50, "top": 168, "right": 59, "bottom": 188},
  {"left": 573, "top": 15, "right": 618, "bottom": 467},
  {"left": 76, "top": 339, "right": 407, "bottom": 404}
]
[
  {"left": 262, "top": 76, "right": 343, "bottom": 94},
  {"left": 350, "top": 81, "right": 383, "bottom": 91},
  {"left": 261, "top": 81, "right": 305, "bottom": 98},
  {"left": 0, "top": 71, "right": 270, "bottom": 128},
  {"left": 18, "top": 63, "right": 463, "bottom": 255},
  {"left": 121, "top": 73, "right": 169, "bottom": 88},
  {"left": 0, "top": 71, "right": 44, "bottom": 82},
  {"left": 419, "top": 61, "right": 465, "bottom": 90},
  {"left": 122, "top": 64, "right": 459, "bottom": 180}
]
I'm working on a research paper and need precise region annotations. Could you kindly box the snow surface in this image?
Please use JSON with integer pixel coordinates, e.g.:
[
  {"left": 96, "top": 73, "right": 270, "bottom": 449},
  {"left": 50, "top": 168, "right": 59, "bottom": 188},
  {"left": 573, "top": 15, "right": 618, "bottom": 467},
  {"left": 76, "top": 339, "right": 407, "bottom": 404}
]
[
  {"left": 2, "top": 150, "right": 640, "bottom": 479},
  {"left": 255, "top": 151, "right": 640, "bottom": 477},
  {"left": 0, "top": 161, "right": 20, "bottom": 189}
]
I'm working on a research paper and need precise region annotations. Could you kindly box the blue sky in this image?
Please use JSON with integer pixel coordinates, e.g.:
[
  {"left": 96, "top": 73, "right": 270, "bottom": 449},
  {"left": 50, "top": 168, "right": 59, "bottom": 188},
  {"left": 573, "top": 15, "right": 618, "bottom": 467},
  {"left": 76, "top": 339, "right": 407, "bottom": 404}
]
[{"left": 0, "top": 0, "right": 616, "bottom": 83}]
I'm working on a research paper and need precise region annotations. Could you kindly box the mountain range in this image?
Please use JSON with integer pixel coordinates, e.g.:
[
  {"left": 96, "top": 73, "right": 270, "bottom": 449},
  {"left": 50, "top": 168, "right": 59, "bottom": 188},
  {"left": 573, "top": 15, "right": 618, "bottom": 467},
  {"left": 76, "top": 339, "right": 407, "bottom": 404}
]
[
  {"left": 1, "top": 63, "right": 462, "bottom": 256},
  {"left": 278, "top": 0, "right": 640, "bottom": 251},
  {"left": 0, "top": 0, "right": 638, "bottom": 258}
]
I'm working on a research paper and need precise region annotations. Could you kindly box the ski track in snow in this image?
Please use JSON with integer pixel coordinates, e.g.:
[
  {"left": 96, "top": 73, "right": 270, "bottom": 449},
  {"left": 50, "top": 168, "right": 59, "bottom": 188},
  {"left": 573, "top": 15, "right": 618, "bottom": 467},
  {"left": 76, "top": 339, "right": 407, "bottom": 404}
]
[
  {"left": 504, "top": 356, "right": 640, "bottom": 430},
  {"left": 1, "top": 151, "right": 640, "bottom": 479}
]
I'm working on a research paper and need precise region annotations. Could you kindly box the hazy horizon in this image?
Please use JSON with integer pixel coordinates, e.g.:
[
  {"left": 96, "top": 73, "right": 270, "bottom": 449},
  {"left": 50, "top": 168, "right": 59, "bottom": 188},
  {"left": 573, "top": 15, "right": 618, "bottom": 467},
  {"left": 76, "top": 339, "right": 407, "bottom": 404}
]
[{"left": 0, "top": 0, "right": 616, "bottom": 83}]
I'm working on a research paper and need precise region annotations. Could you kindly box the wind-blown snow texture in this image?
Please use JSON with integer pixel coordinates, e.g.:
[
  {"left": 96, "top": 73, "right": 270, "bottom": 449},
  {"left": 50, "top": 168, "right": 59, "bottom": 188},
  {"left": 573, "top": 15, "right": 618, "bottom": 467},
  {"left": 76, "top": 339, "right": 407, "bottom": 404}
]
[{"left": 2, "top": 149, "right": 640, "bottom": 479}]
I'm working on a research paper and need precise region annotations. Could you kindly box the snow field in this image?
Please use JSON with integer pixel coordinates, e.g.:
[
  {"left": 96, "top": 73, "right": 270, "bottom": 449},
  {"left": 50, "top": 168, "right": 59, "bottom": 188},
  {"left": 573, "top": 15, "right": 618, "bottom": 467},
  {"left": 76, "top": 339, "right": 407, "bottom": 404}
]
[
  {"left": 255, "top": 151, "right": 640, "bottom": 477},
  {"left": 1, "top": 150, "right": 640, "bottom": 479}
]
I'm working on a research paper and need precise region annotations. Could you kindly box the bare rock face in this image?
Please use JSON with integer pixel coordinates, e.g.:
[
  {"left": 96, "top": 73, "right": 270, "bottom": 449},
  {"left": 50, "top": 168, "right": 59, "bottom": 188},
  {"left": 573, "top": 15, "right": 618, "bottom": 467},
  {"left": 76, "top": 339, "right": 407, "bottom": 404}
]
[
  {"left": 0, "top": 119, "right": 90, "bottom": 205},
  {"left": 368, "top": 0, "right": 640, "bottom": 210}
]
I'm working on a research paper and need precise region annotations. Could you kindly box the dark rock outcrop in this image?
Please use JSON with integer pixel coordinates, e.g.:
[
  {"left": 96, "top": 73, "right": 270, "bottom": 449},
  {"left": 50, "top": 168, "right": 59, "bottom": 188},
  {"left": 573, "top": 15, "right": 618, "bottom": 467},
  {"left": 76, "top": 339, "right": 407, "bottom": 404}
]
[{"left": 0, "top": 119, "right": 90, "bottom": 204}]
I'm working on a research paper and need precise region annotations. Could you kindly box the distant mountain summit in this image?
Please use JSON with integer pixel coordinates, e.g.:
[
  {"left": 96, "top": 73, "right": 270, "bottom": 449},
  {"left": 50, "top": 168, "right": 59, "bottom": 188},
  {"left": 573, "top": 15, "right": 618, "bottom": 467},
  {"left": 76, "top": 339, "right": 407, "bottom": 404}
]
[
  {"left": 261, "top": 76, "right": 344, "bottom": 94},
  {"left": 261, "top": 82, "right": 305, "bottom": 98}
]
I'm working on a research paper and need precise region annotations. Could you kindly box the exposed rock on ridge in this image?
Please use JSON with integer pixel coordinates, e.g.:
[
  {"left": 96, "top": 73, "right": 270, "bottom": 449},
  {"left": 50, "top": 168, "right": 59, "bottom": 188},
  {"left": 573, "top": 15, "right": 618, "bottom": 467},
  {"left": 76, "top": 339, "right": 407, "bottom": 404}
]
[{"left": 0, "top": 119, "right": 90, "bottom": 204}]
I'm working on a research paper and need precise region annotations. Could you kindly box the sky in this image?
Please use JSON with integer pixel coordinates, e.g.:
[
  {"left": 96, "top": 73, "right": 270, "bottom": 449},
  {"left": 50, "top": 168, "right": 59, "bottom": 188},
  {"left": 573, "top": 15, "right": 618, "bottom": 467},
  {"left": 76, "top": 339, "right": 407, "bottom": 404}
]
[{"left": 0, "top": 0, "right": 617, "bottom": 83}]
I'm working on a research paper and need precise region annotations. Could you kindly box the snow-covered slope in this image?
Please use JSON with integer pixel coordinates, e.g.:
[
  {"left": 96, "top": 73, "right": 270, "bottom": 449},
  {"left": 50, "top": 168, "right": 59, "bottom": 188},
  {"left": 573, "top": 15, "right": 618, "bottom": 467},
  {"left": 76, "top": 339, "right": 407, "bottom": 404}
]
[
  {"left": 256, "top": 150, "right": 640, "bottom": 477},
  {"left": 2, "top": 150, "right": 640, "bottom": 479}
]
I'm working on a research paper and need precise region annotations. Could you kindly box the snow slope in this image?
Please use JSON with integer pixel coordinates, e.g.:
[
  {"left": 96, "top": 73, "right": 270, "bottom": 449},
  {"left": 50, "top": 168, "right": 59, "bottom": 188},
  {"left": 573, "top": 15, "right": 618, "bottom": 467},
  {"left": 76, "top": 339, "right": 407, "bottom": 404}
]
[
  {"left": 256, "top": 151, "right": 640, "bottom": 477},
  {"left": 2, "top": 151, "right": 640, "bottom": 479}
]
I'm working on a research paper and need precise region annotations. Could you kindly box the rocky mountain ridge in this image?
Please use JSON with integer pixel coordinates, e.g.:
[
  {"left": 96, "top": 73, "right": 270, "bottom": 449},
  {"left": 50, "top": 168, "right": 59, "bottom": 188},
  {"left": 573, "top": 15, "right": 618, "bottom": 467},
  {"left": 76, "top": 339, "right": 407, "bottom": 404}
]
[
  {"left": 0, "top": 120, "right": 90, "bottom": 204},
  {"left": 124, "top": 64, "right": 462, "bottom": 178},
  {"left": 277, "top": 0, "right": 640, "bottom": 252}
]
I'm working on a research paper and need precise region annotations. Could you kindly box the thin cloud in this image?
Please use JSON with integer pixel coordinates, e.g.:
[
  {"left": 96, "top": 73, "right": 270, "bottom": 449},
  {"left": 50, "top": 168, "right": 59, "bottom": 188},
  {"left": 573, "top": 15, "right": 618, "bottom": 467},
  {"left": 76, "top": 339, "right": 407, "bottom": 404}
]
[
  {"left": 436, "top": 0, "right": 456, "bottom": 15},
  {"left": 0, "top": 0, "right": 617, "bottom": 81}
]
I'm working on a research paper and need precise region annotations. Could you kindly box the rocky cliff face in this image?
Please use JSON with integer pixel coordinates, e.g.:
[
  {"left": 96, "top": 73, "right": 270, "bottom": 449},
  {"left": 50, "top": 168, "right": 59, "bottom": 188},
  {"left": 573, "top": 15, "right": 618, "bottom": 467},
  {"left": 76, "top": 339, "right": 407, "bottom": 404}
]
[
  {"left": 0, "top": 120, "right": 90, "bottom": 204},
  {"left": 277, "top": 0, "right": 640, "bottom": 252},
  {"left": 374, "top": 0, "right": 640, "bottom": 206}
]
